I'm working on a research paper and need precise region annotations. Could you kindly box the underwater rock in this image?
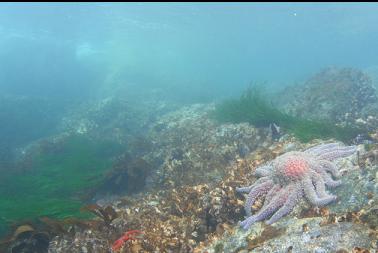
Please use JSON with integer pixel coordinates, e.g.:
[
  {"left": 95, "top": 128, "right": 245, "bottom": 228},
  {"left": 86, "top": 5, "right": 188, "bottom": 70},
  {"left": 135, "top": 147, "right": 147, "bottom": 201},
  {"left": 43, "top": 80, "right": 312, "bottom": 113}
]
[
  {"left": 1, "top": 224, "right": 50, "bottom": 253},
  {"left": 199, "top": 142, "right": 378, "bottom": 253},
  {"left": 46, "top": 139, "right": 378, "bottom": 253},
  {"left": 92, "top": 154, "right": 153, "bottom": 196},
  {"left": 58, "top": 95, "right": 177, "bottom": 145},
  {"left": 45, "top": 103, "right": 378, "bottom": 253},
  {"left": 247, "top": 219, "right": 374, "bottom": 253},
  {"left": 47, "top": 103, "right": 271, "bottom": 252},
  {"left": 48, "top": 229, "right": 110, "bottom": 253},
  {"left": 275, "top": 67, "right": 378, "bottom": 130},
  {"left": 145, "top": 104, "right": 271, "bottom": 189}
]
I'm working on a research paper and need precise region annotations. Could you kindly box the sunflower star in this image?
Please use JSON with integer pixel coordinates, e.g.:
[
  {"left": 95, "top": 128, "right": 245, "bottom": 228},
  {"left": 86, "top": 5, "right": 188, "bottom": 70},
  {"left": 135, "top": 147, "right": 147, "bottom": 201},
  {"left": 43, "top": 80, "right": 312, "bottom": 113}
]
[{"left": 236, "top": 142, "right": 356, "bottom": 230}]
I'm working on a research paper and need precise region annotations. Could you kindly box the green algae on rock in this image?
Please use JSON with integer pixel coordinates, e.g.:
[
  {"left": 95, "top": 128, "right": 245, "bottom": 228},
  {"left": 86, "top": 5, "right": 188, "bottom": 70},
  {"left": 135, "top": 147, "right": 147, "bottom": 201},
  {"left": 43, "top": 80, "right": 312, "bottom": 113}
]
[
  {"left": 0, "top": 134, "right": 123, "bottom": 236},
  {"left": 213, "top": 87, "right": 363, "bottom": 142}
]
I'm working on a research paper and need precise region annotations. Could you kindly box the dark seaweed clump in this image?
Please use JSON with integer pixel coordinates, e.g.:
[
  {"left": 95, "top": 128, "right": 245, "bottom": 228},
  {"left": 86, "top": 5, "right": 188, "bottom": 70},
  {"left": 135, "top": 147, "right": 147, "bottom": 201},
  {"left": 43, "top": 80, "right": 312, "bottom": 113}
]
[{"left": 213, "top": 87, "right": 363, "bottom": 142}]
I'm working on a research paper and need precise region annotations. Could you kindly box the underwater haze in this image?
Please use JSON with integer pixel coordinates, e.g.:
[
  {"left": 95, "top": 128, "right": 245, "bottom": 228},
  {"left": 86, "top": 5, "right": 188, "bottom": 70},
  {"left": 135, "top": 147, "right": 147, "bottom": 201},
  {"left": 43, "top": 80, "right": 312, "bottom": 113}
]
[
  {"left": 1, "top": 3, "right": 378, "bottom": 100},
  {"left": 1, "top": 3, "right": 378, "bottom": 252}
]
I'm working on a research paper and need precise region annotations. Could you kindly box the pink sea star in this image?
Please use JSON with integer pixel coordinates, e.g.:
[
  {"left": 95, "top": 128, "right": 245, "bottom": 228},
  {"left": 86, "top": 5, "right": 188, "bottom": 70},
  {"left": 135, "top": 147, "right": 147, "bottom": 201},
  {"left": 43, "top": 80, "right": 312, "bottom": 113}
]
[{"left": 236, "top": 142, "right": 356, "bottom": 230}]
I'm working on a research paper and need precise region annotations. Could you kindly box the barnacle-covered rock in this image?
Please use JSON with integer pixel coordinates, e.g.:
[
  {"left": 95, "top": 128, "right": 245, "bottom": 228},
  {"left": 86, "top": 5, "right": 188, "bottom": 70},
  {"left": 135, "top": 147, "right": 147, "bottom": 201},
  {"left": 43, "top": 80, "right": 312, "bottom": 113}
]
[
  {"left": 145, "top": 104, "right": 271, "bottom": 189},
  {"left": 198, "top": 142, "right": 378, "bottom": 253},
  {"left": 48, "top": 229, "right": 111, "bottom": 253},
  {"left": 45, "top": 102, "right": 378, "bottom": 253}
]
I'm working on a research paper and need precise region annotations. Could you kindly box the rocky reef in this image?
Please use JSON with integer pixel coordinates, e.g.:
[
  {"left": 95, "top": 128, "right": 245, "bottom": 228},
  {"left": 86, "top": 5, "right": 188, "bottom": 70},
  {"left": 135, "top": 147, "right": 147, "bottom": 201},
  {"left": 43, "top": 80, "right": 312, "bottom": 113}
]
[
  {"left": 275, "top": 67, "right": 378, "bottom": 130},
  {"left": 45, "top": 102, "right": 377, "bottom": 253},
  {"left": 58, "top": 95, "right": 176, "bottom": 145},
  {"left": 2, "top": 68, "right": 378, "bottom": 253},
  {"left": 144, "top": 104, "right": 271, "bottom": 189},
  {"left": 199, "top": 141, "right": 377, "bottom": 253}
]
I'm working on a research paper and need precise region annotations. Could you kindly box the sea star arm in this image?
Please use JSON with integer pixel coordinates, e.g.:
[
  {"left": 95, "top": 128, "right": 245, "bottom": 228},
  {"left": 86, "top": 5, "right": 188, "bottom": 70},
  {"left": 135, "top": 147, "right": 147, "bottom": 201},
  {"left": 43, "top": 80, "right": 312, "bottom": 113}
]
[
  {"left": 264, "top": 184, "right": 281, "bottom": 205},
  {"left": 254, "top": 165, "right": 273, "bottom": 177},
  {"left": 317, "top": 146, "right": 356, "bottom": 161},
  {"left": 235, "top": 177, "right": 270, "bottom": 193},
  {"left": 319, "top": 170, "right": 342, "bottom": 188},
  {"left": 243, "top": 180, "right": 274, "bottom": 216},
  {"left": 311, "top": 172, "right": 334, "bottom": 198},
  {"left": 240, "top": 187, "right": 288, "bottom": 229},
  {"left": 305, "top": 143, "right": 341, "bottom": 154},
  {"left": 235, "top": 185, "right": 254, "bottom": 193},
  {"left": 303, "top": 176, "right": 337, "bottom": 206},
  {"left": 266, "top": 185, "right": 302, "bottom": 225},
  {"left": 318, "top": 160, "right": 341, "bottom": 177}
]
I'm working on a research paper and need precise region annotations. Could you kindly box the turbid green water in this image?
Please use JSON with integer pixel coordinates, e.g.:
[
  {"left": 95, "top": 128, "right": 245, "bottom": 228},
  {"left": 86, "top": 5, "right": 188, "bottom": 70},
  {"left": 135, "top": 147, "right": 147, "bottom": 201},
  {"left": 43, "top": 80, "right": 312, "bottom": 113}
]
[{"left": 0, "top": 135, "right": 123, "bottom": 236}]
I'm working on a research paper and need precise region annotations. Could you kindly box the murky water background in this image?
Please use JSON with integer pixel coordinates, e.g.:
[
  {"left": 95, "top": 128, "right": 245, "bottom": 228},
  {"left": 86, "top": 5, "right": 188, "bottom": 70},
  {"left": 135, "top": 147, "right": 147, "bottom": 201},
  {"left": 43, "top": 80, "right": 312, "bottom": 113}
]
[{"left": 0, "top": 3, "right": 378, "bottom": 252}]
